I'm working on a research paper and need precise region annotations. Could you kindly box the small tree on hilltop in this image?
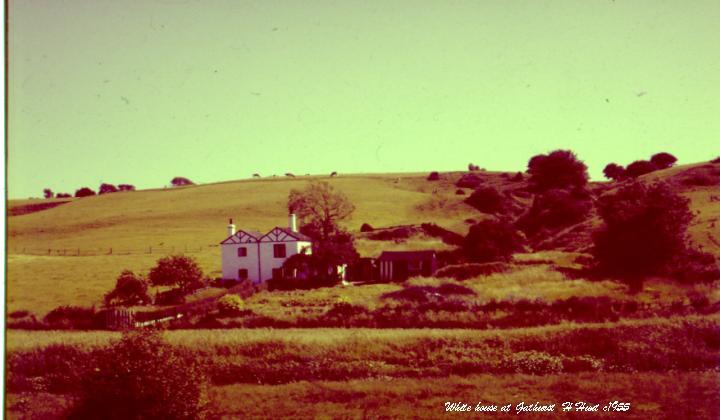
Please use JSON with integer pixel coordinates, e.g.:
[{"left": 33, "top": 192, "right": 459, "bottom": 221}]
[
  {"left": 99, "top": 183, "right": 119, "bottom": 195},
  {"left": 527, "top": 150, "right": 588, "bottom": 191},
  {"left": 148, "top": 255, "right": 204, "bottom": 292},
  {"left": 43, "top": 188, "right": 54, "bottom": 199},
  {"left": 650, "top": 152, "right": 678, "bottom": 170},
  {"left": 603, "top": 163, "right": 626, "bottom": 181},
  {"left": 171, "top": 177, "right": 194, "bottom": 187},
  {"left": 463, "top": 219, "right": 525, "bottom": 263},
  {"left": 105, "top": 270, "right": 150, "bottom": 306},
  {"left": 625, "top": 160, "right": 658, "bottom": 178},
  {"left": 75, "top": 187, "right": 96, "bottom": 198},
  {"left": 592, "top": 182, "right": 717, "bottom": 287},
  {"left": 69, "top": 329, "right": 208, "bottom": 419},
  {"left": 118, "top": 184, "right": 136, "bottom": 192}
]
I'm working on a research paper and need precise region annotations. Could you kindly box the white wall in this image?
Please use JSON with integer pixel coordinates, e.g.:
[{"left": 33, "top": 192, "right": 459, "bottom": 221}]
[
  {"left": 222, "top": 240, "right": 312, "bottom": 283},
  {"left": 221, "top": 243, "right": 261, "bottom": 283}
]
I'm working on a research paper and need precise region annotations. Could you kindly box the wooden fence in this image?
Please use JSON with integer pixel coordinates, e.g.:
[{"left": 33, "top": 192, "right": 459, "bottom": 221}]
[
  {"left": 104, "top": 280, "right": 256, "bottom": 329},
  {"left": 10, "top": 245, "right": 213, "bottom": 257}
]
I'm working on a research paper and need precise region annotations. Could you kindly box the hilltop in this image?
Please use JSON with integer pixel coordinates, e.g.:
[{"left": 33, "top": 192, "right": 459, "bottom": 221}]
[{"left": 6, "top": 161, "right": 720, "bottom": 315}]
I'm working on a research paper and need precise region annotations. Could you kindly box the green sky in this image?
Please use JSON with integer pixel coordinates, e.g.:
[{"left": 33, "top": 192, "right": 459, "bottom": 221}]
[{"left": 8, "top": 0, "right": 720, "bottom": 198}]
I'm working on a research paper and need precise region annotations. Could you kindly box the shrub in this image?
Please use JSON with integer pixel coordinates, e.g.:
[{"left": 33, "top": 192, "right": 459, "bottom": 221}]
[
  {"left": 437, "top": 283, "right": 476, "bottom": 295},
  {"left": 603, "top": 163, "right": 626, "bottom": 181},
  {"left": 455, "top": 189, "right": 465, "bottom": 195},
  {"left": 44, "top": 306, "right": 101, "bottom": 330},
  {"left": 625, "top": 160, "right": 658, "bottom": 178},
  {"left": 360, "top": 223, "right": 374, "bottom": 232},
  {"left": 516, "top": 188, "right": 592, "bottom": 236},
  {"left": 667, "top": 249, "right": 720, "bottom": 283},
  {"left": 465, "top": 186, "right": 505, "bottom": 214},
  {"left": 155, "top": 288, "right": 187, "bottom": 305},
  {"left": 463, "top": 219, "right": 525, "bottom": 263},
  {"left": 527, "top": 150, "right": 588, "bottom": 191},
  {"left": 435, "top": 262, "right": 511, "bottom": 280},
  {"left": 217, "top": 295, "right": 246, "bottom": 316},
  {"left": 148, "top": 255, "right": 204, "bottom": 292},
  {"left": 69, "top": 330, "right": 208, "bottom": 419},
  {"left": 682, "top": 174, "right": 718, "bottom": 186},
  {"left": 171, "top": 177, "right": 194, "bottom": 187},
  {"left": 456, "top": 173, "right": 483, "bottom": 189},
  {"left": 427, "top": 171, "right": 440, "bottom": 181},
  {"left": 104, "top": 270, "right": 150, "bottom": 306},
  {"left": 420, "top": 223, "right": 464, "bottom": 246},
  {"left": 501, "top": 351, "right": 563, "bottom": 374},
  {"left": 712, "top": 157, "right": 720, "bottom": 164},
  {"left": 650, "top": 152, "right": 678, "bottom": 169},
  {"left": 118, "top": 184, "right": 135, "bottom": 192},
  {"left": 512, "top": 172, "right": 524, "bottom": 182},
  {"left": 468, "top": 163, "right": 480, "bottom": 171},
  {"left": 593, "top": 182, "right": 693, "bottom": 281},
  {"left": 98, "top": 183, "right": 118, "bottom": 194},
  {"left": 43, "top": 188, "right": 53, "bottom": 199},
  {"left": 56, "top": 193, "right": 72, "bottom": 198},
  {"left": 74, "top": 187, "right": 96, "bottom": 198}
]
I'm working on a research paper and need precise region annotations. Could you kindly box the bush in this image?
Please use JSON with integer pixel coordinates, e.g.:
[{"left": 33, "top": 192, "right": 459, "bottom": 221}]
[
  {"left": 44, "top": 306, "right": 102, "bottom": 330},
  {"left": 217, "top": 295, "right": 246, "bottom": 316},
  {"left": 360, "top": 223, "right": 374, "bottom": 232},
  {"left": 465, "top": 186, "right": 505, "bottom": 214},
  {"left": 712, "top": 157, "right": 720, "bottom": 164},
  {"left": 456, "top": 173, "right": 483, "bottom": 189},
  {"left": 455, "top": 189, "right": 465, "bottom": 195},
  {"left": 516, "top": 188, "right": 593, "bottom": 236},
  {"left": 650, "top": 152, "right": 678, "bottom": 169},
  {"left": 98, "top": 183, "right": 118, "bottom": 194},
  {"left": 171, "top": 177, "right": 194, "bottom": 187},
  {"left": 468, "top": 163, "right": 480, "bottom": 171},
  {"left": 427, "top": 171, "right": 440, "bottom": 181},
  {"left": 148, "top": 255, "right": 204, "bottom": 292},
  {"left": 435, "top": 262, "right": 511, "bottom": 280},
  {"left": 56, "top": 193, "right": 72, "bottom": 198},
  {"left": 69, "top": 330, "right": 208, "bottom": 419},
  {"left": 74, "top": 187, "right": 96, "bottom": 198},
  {"left": 155, "top": 289, "right": 187, "bottom": 305},
  {"left": 104, "top": 270, "right": 150, "bottom": 306},
  {"left": 512, "top": 172, "right": 524, "bottom": 182},
  {"left": 603, "top": 163, "right": 626, "bottom": 181},
  {"left": 527, "top": 150, "right": 588, "bottom": 191},
  {"left": 593, "top": 182, "right": 693, "bottom": 281},
  {"left": 118, "top": 184, "right": 135, "bottom": 192},
  {"left": 463, "top": 219, "right": 525, "bottom": 263},
  {"left": 682, "top": 174, "right": 718, "bottom": 186},
  {"left": 625, "top": 160, "right": 658, "bottom": 178}
]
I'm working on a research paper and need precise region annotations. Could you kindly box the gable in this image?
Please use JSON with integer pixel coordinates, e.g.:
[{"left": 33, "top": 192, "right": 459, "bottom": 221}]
[
  {"left": 260, "top": 227, "right": 310, "bottom": 243},
  {"left": 220, "top": 230, "right": 260, "bottom": 245}
]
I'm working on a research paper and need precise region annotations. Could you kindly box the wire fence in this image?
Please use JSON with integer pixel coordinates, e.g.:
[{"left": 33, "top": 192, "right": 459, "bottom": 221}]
[{"left": 9, "top": 245, "right": 215, "bottom": 257}]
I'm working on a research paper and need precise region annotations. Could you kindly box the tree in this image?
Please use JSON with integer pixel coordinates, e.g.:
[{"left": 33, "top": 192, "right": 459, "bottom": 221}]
[
  {"left": 603, "top": 163, "right": 626, "bottom": 181},
  {"left": 527, "top": 150, "right": 589, "bottom": 191},
  {"left": 69, "top": 330, "right": 208, "bottom": 419},
  {"left": 171, "top": 177, "right": 194, "bottom": 187},
  {"left": 516, "top": 188, "right": 593, "bottom": 236},
  {"left": 118, "top": 184, "right": 136, "bottom": 192},
  {"left": 650, "top": 152, "right": 678, "bottom": 169},
  {"left": 43, "top": 188, "right": 54, "bottom": 199},
  {"left": 427, "top": 171, "right": 440, "bottom": 181},
  {"left": 288, "top": 181, "right": 355, "bottom": 241},
  {"left": 625, "top": 160, "right": 658, "bottom": 178},
  {"left": 75, "top": 187, "right": 96, "bottom": 198},
  {"left": 463, "top": 219, "right": 525, "bottom": 263},
  {"left": 465, "top": 186, "right": 505, "bottom": 214},
  {"left": 99, "top": 183, "right": 119, "bottom": 195},
  {"left": 593, "top": 182, "right": 692, "bottom": 283},
  {"left": 148, "top": 255, "right": 204, "bottom": 292},
  {"left": 56, "top": 193, "right": 72, "bottom": 198},
  {"left": 104, "top": 270, "right": 150, "bottom": 306}
]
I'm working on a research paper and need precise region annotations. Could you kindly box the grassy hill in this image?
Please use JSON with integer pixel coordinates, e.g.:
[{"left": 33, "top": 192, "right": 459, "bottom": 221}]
[{"left": 6, "top": 163, "right": 720, "bottom": 315}]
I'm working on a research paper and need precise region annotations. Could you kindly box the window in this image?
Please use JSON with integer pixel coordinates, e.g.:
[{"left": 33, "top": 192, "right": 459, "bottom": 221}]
[
  {"left": 237, "top": 269, "right": 248, "bottom": 280},
  {"left": 273, "top": 244, "right": 286, "bottom": 258},
  {"left": 237, "top": 247, "right": 247, "bottom": 257}
]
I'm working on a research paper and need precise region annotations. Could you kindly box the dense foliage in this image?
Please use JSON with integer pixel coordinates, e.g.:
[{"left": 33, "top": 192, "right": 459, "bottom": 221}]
[
  {"left": 463, "top": 219, "right": 525, "bottom": 262},
  {"left": 527, "top": 150, "right": 588, "bottom": 191},
  {"left": 104, "top": 270, "right": 150, "bottom": 306},
  {"left": 148, "top": 255, "right": 205, "bottom": 292}
]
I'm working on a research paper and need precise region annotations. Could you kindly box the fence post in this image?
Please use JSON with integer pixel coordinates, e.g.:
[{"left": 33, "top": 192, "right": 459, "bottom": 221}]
[
  {"left": 48, "top": 249, "right": 51, "bottom": 255},
  {"left": 109, "top": 247, "right": 112, "bottom": 255}
]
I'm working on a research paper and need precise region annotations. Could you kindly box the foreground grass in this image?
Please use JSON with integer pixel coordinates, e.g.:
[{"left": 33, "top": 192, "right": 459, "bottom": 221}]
[{"left": 7, "top": 371, "right": 719, "bottom": 419}]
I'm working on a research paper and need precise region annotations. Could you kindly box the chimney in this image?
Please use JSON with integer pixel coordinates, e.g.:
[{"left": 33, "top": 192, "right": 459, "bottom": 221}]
[
  {"left": 289, "top": 213, "right": 297, "bottom": 232},
  {"left": 227, "top": 218, "right": 236, "bottom": 236}
]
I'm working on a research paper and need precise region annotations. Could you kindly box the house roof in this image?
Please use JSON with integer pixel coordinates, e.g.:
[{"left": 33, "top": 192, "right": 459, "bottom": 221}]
[
  {"left": 271, "top": 227, "right": 313, "bottom": 242},
  {"left": 219, "top": 229, "right": 262, "bottom": 245},
  {"left": 378, "top": 250, "right": 436, "bottom": 261}
]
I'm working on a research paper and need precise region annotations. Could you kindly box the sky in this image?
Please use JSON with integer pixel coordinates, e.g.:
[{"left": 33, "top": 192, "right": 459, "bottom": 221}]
[{"left": 7, "top": 0, "right": 720, "bottom": 199}]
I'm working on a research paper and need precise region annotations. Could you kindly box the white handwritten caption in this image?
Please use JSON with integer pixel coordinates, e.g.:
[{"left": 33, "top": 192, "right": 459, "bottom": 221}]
[{"left": 445, "top": 401, "right": 631, "bottom": 414}]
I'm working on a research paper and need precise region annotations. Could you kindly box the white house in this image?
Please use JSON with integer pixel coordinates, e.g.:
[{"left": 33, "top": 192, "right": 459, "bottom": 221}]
[{"left": 220, "top": 214, "right": 312, "bottom": 284}]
